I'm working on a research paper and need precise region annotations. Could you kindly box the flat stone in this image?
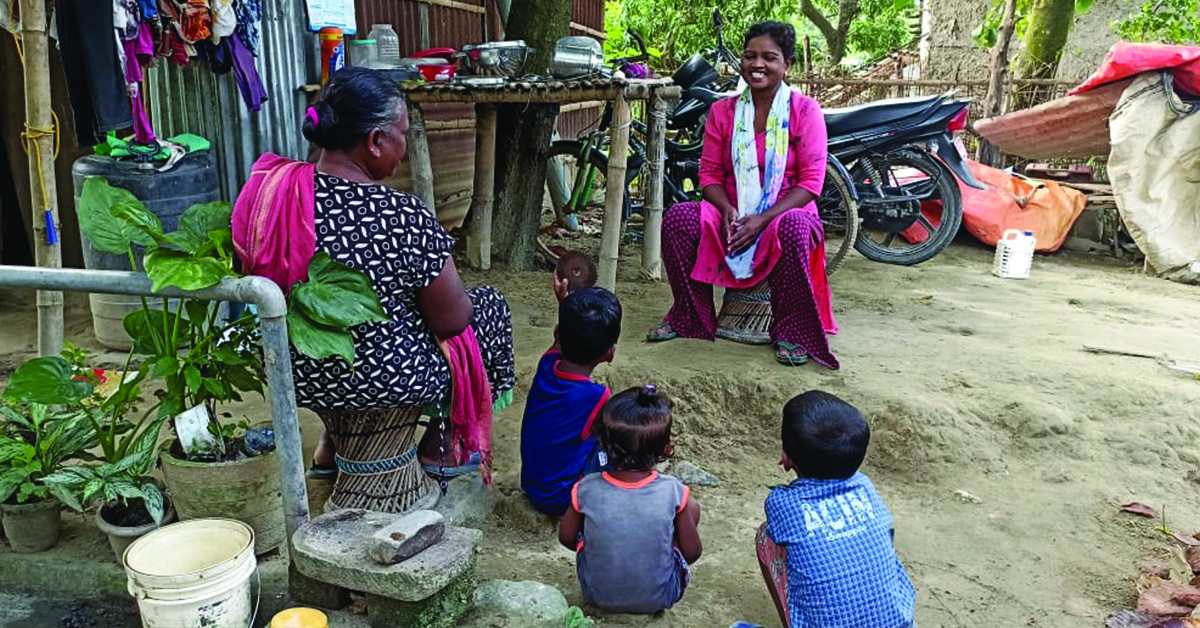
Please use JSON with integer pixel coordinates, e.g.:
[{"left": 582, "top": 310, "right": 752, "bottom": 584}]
[
  {"left": 670, "top": 460, "right": 720, "bottom": 487},
  {"left": 467, "top": 580, "right": 569, "bottom": 625},
  {"left": 293, "top": 509, "right": 481, "bottom": 602},
  {"left": 432, "top": 471, "right": 497, "bottom": 527},
  {"left": 370, "top": 510, "right": 445, "bottom": 565},
  {"left": 365, "top": 558, "right": 476, "bottom": 628}
]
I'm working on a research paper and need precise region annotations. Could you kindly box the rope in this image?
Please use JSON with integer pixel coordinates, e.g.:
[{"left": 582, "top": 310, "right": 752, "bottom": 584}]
[{"left": 19, "top": 112, "right": 60, "bottom": 245}]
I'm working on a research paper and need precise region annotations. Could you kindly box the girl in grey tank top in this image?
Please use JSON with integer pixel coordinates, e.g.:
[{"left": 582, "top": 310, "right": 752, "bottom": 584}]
[{"left": 557, "top": 386, "right": 703, "bottom": 613}]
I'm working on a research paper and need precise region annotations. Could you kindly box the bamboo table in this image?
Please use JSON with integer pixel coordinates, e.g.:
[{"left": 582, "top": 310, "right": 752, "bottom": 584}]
[{"left": 401, "top": 78, "right": 681, "bottom": 289}]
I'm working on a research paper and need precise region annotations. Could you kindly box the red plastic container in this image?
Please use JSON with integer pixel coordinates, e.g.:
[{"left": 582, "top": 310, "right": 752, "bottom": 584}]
[{"left": 418, "top": 64, "right": 456, "bottom": 82}]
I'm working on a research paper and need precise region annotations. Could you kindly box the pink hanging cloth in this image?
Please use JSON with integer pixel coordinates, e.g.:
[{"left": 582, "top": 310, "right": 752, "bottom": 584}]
[
  {"left": 438, "top": 326, "right": 496, "bottom": 485},
  {"left": 231, "top": 153, "right": 317, "bottom": 294}
]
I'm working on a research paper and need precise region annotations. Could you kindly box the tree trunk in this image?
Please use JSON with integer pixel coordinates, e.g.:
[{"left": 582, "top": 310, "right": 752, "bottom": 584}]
[
  {"left": 490, "top": 0, "right": 572, "bottom": 269},
  {"left": 1012, "top": 0, "right": 1075, "bottom": 109},
  {"left": 798, "top": 0, "right": 860, "bottom": 67},
  {"left": 976, "top": 0, "right": 1018, "bottom": 166}
]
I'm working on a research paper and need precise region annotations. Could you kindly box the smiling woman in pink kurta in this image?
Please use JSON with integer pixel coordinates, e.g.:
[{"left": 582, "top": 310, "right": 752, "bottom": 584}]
[{"left": 647, "top": 21, "right": 838, "bottom": 369}]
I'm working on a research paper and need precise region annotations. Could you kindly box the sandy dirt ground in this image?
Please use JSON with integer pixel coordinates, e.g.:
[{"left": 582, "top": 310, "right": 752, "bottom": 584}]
[{"left": 2, "top": 238, "right": 1199, "bottom": 627}]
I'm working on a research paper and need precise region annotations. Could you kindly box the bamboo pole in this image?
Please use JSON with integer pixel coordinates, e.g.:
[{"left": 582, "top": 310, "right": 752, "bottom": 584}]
[
  {"left": 467, "top": 103, "right": 497, "bottom": 269},
  {"left": 19, "top": 0, "right": 64, "bottom": 356},
  {"left": 598, "top": 93, "right": 631, "bottom": 291},
  {"left": 641, "top": 89, "right": 667, "bottom": 280},
  {"left": 406, "top": 103, "right": 437, "bottom": 215}
]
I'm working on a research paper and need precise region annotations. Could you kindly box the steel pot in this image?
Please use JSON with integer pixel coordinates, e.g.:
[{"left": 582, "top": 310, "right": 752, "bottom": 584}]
[
  {"left": 458, "top": 41, "right": 533, "bottom": 77},
  {"left": 550, "top": 36, "right": 604, "bottom": 79}
]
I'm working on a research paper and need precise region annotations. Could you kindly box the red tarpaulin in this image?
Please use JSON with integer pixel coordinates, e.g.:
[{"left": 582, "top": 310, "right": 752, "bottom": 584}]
[{"left": 1070, "top": 42, "right": 1200, "bottom": 96}]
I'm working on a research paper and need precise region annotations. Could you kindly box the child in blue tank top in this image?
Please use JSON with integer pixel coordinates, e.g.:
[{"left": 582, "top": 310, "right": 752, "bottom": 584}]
[{"left": 520, "top": 266, "right": 621, "bottom": 517}]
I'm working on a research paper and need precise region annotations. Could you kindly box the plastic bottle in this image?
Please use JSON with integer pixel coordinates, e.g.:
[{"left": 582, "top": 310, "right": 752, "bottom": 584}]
[
  {"left": 319, "top": 27, "right": 345, "bottom": 84},
  {"left": 368, "top": 24, "right": 401, "bottom": 66},
  {"left": 992, "top": 229, "right": 1036, "bottom": 279}
]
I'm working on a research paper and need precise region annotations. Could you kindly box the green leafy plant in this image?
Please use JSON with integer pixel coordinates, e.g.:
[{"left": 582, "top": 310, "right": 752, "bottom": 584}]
[
  {"left": 78, "top": 177, "right": 264, "bottom": 458},
  {"left": 1114, "top": 0, "right": 1200, "bottom": 44},
  {"left": 77, "top": 176, "right": 386, "bottom": 460},
  {"left": 286, "top": 252, "right": 389, "bottom": 367},
  {"left": 0, "top": 357, "right": 101, "bottom": 509},
  {"left": 35, "top": 346, "right": 168, "bottom": 524}
]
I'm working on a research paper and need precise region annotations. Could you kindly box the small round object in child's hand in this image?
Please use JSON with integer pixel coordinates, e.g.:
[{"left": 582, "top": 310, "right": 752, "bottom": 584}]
[
  {"left": 270, "top": 608, "right": 328, "bottom": 628},
  {"left": 556, "top": 250, "right": 598, "bottom": 294}
]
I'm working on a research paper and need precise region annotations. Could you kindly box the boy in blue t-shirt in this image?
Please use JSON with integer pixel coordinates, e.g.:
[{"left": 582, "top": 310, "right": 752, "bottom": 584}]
[
  {"left": 761, "top": 390, "right": 916, "bottom": 628},
  {"left": 520, "top": 277, "right": 622, "bottom": 517}
]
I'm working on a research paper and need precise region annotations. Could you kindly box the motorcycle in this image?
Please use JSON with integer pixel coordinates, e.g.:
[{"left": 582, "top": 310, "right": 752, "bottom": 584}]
[{"left": 823, "top": 93, "right": 985, "bottom": 265}]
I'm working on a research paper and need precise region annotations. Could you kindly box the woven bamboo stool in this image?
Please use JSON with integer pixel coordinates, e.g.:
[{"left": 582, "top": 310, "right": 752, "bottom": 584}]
[
  {"left": 716, "top": 282, "right": 773, "bottom": 345},
  {"left": 316, "top": 406, "right": 438, "bottom": 514}
]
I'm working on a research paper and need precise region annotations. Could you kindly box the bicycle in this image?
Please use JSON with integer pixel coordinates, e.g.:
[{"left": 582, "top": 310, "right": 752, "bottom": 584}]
[{"left": 542, "top": 19, "right": 859, "bottom": 275}]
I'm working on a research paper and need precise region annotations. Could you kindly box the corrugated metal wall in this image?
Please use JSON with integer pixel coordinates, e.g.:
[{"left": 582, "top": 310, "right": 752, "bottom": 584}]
[{"left": 145, "top": 0, "right": 311, "bottom": 201}]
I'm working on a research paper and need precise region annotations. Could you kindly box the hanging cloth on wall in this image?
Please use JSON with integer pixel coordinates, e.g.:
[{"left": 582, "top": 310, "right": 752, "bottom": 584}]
[
  {"left": 229, "top": 35, "right": 267, "bottom": 112},
  {"left": 56, "top": 0, "right": 133, "bottom": 145},
  {"left": 121, "top": 22, "right": 158, "bottom": 143},
  {"left": 234, "top": 0, "right": 263, "bottom": 56},
  {"left": 210, "top": 0, "right": 237, "bottom": 40}
]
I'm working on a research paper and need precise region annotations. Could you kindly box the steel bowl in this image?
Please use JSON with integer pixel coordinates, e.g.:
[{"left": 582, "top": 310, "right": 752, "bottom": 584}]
[{"left": 458, "top": 41, "right": 533, "bottom": 77}]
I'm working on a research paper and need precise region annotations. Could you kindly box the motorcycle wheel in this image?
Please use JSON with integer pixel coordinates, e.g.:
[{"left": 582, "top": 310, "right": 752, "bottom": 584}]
[
  {"left": 817, "top": 162, "right": 859, "bottom": 275},
  {"left": 543, "top": 140, "right": 632, "bottom": 223},
  {"left": 850, "top": 148, "right": 963, "bottom": 266}
]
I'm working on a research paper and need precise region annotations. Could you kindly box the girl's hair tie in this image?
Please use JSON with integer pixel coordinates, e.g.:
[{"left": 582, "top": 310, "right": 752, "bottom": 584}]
[
  {"left": 306, "top": 106, "right": 319, "bottom": 126},
  {"left": 643, "top": 384, "right": 657, "bottom": 395}
]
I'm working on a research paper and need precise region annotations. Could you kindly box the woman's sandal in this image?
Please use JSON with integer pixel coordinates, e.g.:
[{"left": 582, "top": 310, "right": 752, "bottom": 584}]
[
  {"left": 775, "top": 342, "right": 809, "bottom": 366},
  {"left": 646, "top": 322, "right": 679, "bottom": 342}
]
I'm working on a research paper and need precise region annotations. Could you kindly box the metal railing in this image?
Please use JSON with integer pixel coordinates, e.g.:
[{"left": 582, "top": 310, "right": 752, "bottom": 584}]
[{"left": 0, "top": 266, "right": 310, "bottom": 548}]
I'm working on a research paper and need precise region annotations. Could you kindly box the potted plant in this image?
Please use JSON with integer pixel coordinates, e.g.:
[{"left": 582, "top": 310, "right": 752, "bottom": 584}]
[
  {"left": 77, "top": 177, "right": 386, "bottom": 554},
  {"left": 40, "top": 345, "right": 175, "bottom": 562},
  {"left": 0, "top": 357, "right": 98, "bottom": 553}
]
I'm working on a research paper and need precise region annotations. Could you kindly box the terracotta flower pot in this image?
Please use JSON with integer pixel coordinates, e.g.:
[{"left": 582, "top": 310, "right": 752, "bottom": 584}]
[
  {"left": 159, "top": 438, "right": 285, "bottom": 555},
  {"left": 95, "top": 498, "right": 178, "bottom": 564},
  {"left": 0, "top": 499, "right": 62, "bottom": 553}
]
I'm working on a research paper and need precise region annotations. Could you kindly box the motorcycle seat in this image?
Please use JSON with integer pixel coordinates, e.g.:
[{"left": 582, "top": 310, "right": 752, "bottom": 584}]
[
  {"left": 689, "top": 86, "right": 733, "bottom": 105},
  {"left": 824, "top": 95, "right": 943, "bottom": 137}
]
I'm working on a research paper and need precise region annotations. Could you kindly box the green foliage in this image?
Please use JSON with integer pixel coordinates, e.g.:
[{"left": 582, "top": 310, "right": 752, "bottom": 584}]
[
  {"left": 604, "top": 0, "right": 915, "bottom": 70},
  {"left": 1114, "top": 0, "right": 1200, "bottom": 44},
  {"left": 973, "top": 0, "right": 1093, "bottom": 48},
  {"left": 42, "top": 461, "right": 166, "bottom": 525},
  {"left": 845, "top": 0, "right": 918, "bottom": 64},
  {"left": 287, "top": 252, "right": 389, "bottom": 368},
  {"left": 0, "top": 358, "right": 103, "bottom": 508},
  {"left": 3, "top": 357, "right": 93, "bottom": 406},
  {"left": 76, "top": 178, "right": 157, "bottom": 255},
  {"left": 78, "top": 177, "right": 265, "bottom": 459}
]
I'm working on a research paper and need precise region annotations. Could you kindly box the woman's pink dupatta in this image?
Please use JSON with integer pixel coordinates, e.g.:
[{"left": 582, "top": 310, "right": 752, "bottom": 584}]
[
  {"left": 232, "top": 153, "right": 316, "bottom": 294},
  {"left": 438, "top": 326, "right": 495, "bottom": 485}
]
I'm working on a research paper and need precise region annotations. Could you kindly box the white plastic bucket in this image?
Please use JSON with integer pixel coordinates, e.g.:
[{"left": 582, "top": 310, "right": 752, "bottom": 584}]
[
  {"left": 993, "top": 229, "right": 1036, "bottom": 279},
  {"left": 124, "top": 518, "right": 258, "bottom": 628}
]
